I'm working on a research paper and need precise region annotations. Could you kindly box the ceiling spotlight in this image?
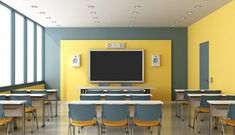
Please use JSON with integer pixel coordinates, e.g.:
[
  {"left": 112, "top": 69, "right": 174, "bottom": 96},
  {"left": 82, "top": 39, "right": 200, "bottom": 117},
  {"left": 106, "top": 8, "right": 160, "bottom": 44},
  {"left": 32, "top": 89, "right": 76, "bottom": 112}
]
[
  {"left": 31, "top": 5, "right": 38, "bottom": 8},
  {"left": 129, "top": 20, "right": 135, "bottom": 23},
  {"left": 134, "top": 5, "right": 142, "bottom": 8},
  {"left": 93, "top": 17, "right": 98, "bottom": 19},
  {"left": 94, "top": 20, "right": 100, "bottom": 23},
  {"left": 131, "top": 16, "right": 137, "bottom": 19},
  {"left": 132, "top": 11, "right": 139, "bottom": 14},
  {"left": 46, "top": 17, "right": 52, "bottom": 19},
  {"left": 39, "top": 11, "right": 46, "bottom": 14},
  {"left": 195, "top": 5, "right": 202, "bottom": 9},
  {"left": 180, "top": 16, "right": 186, "bottom": 20},
  {"left": 90, "top": 11, "right": 96, "bottom": 14},
  {"left": 88, "top": 5, "right": 95, "bottom": 8},
  {"left": 51, "top": 21, "right": 56, "bottom": 23},
  {"left": 187, "top": 11, "right": 193, "bottom": 15},
  {"left": 175, "top": 20, "right": 180, "bottom": 24}
]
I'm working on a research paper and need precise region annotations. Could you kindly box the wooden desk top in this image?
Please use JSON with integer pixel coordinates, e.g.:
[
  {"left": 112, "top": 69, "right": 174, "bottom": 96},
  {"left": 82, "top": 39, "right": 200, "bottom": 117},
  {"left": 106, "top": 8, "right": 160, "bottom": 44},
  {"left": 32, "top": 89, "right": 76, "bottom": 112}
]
[
  {"left": 0, "top": 94, "right": 45, "bottom": 97},
  {"left": 207, "top": 100, "right": 235, "bottom": 105}
]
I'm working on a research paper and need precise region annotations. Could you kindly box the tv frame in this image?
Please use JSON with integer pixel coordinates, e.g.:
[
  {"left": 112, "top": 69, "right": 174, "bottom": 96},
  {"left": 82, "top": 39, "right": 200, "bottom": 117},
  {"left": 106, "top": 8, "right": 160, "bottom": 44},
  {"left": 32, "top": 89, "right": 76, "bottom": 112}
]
[{"left": 88, "top": 49, "right": 145, "bottom": 83}]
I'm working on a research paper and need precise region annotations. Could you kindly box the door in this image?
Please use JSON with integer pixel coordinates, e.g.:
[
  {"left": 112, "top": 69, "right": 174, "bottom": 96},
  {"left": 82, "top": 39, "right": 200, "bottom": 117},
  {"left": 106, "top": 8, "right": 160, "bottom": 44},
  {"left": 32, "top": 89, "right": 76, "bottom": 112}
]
[{"left": 200, "top": 42, "right": 209, "bottom": 89}]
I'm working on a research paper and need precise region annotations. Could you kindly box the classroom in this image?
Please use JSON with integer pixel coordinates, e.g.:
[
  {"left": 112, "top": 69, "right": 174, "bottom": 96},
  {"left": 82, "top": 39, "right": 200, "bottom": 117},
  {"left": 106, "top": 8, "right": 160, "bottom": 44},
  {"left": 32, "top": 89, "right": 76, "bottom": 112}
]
[{"left": 0, "top": 0, "right": 235, "bottom": 135}]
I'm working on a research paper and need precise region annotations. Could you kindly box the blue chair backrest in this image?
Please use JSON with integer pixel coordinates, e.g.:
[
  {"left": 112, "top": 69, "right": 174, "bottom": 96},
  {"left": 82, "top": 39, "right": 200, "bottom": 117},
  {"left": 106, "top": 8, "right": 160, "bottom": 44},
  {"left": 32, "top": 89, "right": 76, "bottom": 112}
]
[
  {"left": 228, "top": 104, "right": 235, "bottom": 120},
  {"left": 31, "top": 90, "right": 48, "bottom": 99},
  {"left": 86, "top": 90, "right": 103, "bottom": 94},
  {"left": 10, "top": 96, "right": 32, "bottom": 107},
  {"left": 105, "top": 95, "right": 126, "bottom": 100},
  {"left": 0, "top": 104, "right": 4, "bottom": 118},
  {"left": 200, "top": 95, "right": 222, "bottom": 108},
  {"left": 102, "top": 104, "right": 129, "bottom": 121},
  {"left": 107, "top": 90, "right": 124, "bottom": 94},
  {"left": 127, "top": 90, "right": 145, "bottom": 94},
  {"left": 184, "top": 90, "right": 201, "bottom": 100},
  {"left": 68, "top": 104, "right": 96, "bottom": 121},
  {"left": 135, "top": 104, "right": 162, "bottom": 121},
  {"left": 226, "top": 96, "right": 235, "bottom": 100},
  {"left": 203, "top": 90, "right": 221, "bottom": 94},
  {"left": 130, "top": 95, "right": 151, "bottom": 100},
  {"left": 80, "top": 95, "right": 101, "bottom": 100},
  {"left": 0, "top": 96, "right": 5, "bottom": 100},
  {"left": 11, "top": 90, "right": 28, "bottom": 94}
]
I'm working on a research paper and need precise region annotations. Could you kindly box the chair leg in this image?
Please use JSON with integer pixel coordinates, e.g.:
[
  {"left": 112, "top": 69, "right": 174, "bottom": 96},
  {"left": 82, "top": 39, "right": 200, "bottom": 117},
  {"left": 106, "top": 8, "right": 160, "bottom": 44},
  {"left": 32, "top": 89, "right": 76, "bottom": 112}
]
[
  {"left": 158, "top": 125, "right": 161, "bottom": 135},
  {"left": 68, "top": 124, "right": 71, "bottom": 135},
  {"left": 98, "top": 124, "right": 101, "bottom": 135},
  {"left": 180, "top": 103, "right": 184, "bottom": 121},
  {"left": 131, "top": 125, "right": 134, "bottom": 135},
  {"left": 34, "top": 110, "right": 39, "bottom": 129},
  {"left": 49, "top": 103, "right": 53, "bottom": 118},
  {"left": 193, "top": 111, "right": 197, "bottom": 129},
  {"left": 72, "top": 126, "right": 75, "bottom": 135},
  {"left": 6, "top": 123, "right": 10, "bottom": 135},
  {"left": 31, "top": 112, "right": 35, "bottom": 133},
  {"left": 11, "top": 121, "right": 14, "bottom": 135},
  {"left": 221, "top": 123, "right": 225, "bottom": 135},
  {"left": 197, "top": 113, "right": 200, "bottom": 133}
]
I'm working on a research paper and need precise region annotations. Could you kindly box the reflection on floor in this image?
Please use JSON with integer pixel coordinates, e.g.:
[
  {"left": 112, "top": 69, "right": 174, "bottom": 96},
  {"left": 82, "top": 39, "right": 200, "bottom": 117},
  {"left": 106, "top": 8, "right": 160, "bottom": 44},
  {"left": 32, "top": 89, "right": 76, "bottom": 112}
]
[{"left": 0, "top": 102, "right": 234, "bottom": 135}]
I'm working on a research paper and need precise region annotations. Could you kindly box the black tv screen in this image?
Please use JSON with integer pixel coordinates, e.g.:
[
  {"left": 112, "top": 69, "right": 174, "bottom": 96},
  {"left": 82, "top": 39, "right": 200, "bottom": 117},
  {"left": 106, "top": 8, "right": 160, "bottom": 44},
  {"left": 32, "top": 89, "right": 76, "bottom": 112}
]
[{"left": 89, "top": 50, "right": 144, "bottom": 82}]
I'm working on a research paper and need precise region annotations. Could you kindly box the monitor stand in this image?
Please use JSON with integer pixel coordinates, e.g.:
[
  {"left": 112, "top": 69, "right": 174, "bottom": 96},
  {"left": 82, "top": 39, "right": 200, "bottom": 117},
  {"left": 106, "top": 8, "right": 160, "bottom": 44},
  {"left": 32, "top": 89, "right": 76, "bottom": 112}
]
[
  {"left": 121, "top": 83, "right": 132, "bottom": 86},
  {"left": 98, "top": 83, "right": 110, "bottom": 86}
]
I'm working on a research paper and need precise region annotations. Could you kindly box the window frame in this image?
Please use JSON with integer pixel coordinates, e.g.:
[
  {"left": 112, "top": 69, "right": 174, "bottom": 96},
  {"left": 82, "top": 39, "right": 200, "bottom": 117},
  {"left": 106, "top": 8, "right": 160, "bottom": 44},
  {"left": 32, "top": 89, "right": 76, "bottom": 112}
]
[{"left": 0, "top": 1, "right": 45, "bottom": 91}]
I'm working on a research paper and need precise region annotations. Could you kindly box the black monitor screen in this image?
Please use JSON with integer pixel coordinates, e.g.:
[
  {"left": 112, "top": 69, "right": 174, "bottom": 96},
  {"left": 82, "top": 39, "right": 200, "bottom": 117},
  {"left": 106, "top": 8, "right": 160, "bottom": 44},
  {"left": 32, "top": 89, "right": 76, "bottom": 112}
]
[{"left": 89, "top": 50, "right": 144, "bottom": 82}]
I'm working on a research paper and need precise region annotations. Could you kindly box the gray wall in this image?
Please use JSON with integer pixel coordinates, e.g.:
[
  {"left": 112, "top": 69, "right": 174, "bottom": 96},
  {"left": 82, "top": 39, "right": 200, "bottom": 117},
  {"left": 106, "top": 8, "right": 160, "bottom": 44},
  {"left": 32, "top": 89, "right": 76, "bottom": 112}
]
[{"left": 45, "top": 27, "right": 188, "bottom": 100}]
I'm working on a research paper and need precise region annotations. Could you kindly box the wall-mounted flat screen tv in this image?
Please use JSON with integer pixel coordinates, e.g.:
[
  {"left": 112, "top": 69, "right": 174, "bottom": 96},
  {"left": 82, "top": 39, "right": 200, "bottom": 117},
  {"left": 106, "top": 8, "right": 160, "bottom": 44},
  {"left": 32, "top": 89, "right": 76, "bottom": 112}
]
[{"left": 89, "top": 49, "right": 144, "bottom": 82}]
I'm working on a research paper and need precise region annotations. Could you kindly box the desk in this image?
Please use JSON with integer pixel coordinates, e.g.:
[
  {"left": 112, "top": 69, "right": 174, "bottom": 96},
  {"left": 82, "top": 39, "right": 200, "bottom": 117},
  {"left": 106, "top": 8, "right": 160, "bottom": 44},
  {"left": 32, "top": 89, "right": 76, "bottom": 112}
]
[
  {"left": 208, "top": 100, "right": 235, "bottom": 135},
  {"left": 0, "top": 94, "right": 46, "bottom": 127},
  {"left": 81, "top": 94, "right": 152, "bottom": 97},
  {"left": 80, "top": 86, "right": 155, "bottom": 94},
  {"left": 187, "top": 94, "right": 235, "bottom": 128},
  {"left": 0, "top": 100, "right": 26, "bottom": 135},
  {"left": 69, "top": 100, "right": 163, "bottom": 105},
  {"left": 13, "top": 89, "right": 59, "bottom": 117}
]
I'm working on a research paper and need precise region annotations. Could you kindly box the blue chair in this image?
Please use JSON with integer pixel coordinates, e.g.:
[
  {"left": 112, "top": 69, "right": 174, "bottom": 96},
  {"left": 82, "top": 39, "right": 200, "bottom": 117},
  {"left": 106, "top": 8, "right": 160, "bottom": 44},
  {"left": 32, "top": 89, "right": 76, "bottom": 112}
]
[
  {"left": 105, "top": 95, "right": 126, "bottom": 100},
  {"left": 0, "top": 96, "right": 5, "bottom": 100},
  {"left": 68, "top": 104, "right": 99, "bottom": 135},
  {"left": 10, "top": 95, "right": 38, "bottom": 133},
  {"left": 193, "top": 95, "right": 222, "bottom": 133},
  {"left": 31, "top": 90, "right": 53, "bottom": 120},
  {"left": 226, "top": 95, "right": 235, "bottom": 100},
  {"left": 11, "top": 89, "right": 28, "bottom": 94},
  {"left": 0, "top": 104, "right": 14, "bottom": 135},
  {"left": 107, "top": 90, "right": 124, "bottom": 94},
  {"left": 203, "top": 90, "right": 221, "bottom": 94},
  {"left": 130, "top": 95, "right": 151, "bottom": 100},
  {"left": 132, "top": 104, "right": 162, "bottom": 135},
  {"left": 80, "top": 95, "right": 101, "bottom": 100},
  {"left": 219, "top": 104, "right": 235, "bottom": 135},
  {"left": 178, "top": 90, "right": 201, "bottom": 121},
  {"left": 101, "top": 104, "right": 129, "bottom": 135},
  {"left": 86, "top": 90, "right": 103, "bottom": 94},
  {"left": 127, "top": 90, "right": 145, "bottom": 94}
]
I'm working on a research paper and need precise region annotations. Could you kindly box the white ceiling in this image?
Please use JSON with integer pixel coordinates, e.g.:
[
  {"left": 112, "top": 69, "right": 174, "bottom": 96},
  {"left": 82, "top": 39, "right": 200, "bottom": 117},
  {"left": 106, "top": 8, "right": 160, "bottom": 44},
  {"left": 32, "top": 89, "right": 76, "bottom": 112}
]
[{"left": 0, "top": 0, "right": 232, "bottom": 27}]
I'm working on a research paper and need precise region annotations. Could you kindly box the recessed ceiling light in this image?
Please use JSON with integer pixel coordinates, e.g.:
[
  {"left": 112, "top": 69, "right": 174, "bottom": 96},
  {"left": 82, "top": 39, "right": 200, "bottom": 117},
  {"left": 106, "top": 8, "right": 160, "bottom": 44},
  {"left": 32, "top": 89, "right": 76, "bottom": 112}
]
[
  {"left": 90, "top": 11, "right": 96, "bottom": 14},
  {"left": 93, "top": 17, "right": 98, "bottom": 19},
  {"left": 94, "top": 20, "right": 100, "bottom": 23},
  {"left": 88, "top": 5, "right": 95, "bottom": 8},
  {"left": 51, "top": 21, "right": 56, "bottom": 23},
  {"left": 132, "top": 11, "right": 139, "bottom": 14},
  {"left": 39, "top": 11, "right": 46, "bottom": 14},
  {"left": 46, "top": 17, "right": 52, "bottom": 19},
  {"left": 31, "top": 5, "right": 38, "bottom": 8},
  {"left": 175, "top": 20, "right": 180, "bottom": 24},
  {"left": 129, "top": 20, "right": 135, "bottom": 23},
  {"left": 180, "top": 16, "right": 186, "bottom": 20},
  {"left": 195, "top": 5, "right": 202, "bottom": 9},
  {"left": 187, "top": 11, "right": 193, "bottom": 15},
  {"left": 134, "top": 5, "right": 141, "bottom": 8},
  {"left": 131, "top": 16, "right": 137, "bottom": 19}
]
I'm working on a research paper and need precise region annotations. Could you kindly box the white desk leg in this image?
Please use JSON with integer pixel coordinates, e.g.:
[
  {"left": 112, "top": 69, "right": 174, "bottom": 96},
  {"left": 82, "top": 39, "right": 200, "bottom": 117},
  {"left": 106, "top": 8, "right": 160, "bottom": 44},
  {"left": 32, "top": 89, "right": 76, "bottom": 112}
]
[
  {"left": 22, "top": 104, "right": 25, "bottom": 135},
  {"left": 42, "top": 98, "right": 45, "bottom": 127},
  {"left": 209, "top": 104, "right": 212, "bottom": 135},
  {"left": 188, "top": 98, "right": 192, "bottom": 127}
]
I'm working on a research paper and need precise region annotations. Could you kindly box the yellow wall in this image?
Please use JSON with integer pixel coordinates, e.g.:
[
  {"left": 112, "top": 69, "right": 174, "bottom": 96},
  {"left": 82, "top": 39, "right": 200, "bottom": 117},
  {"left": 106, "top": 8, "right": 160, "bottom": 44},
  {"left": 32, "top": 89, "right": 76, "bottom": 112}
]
[
  {"left": 61, "top": 40, "right": 172, "bottom": 101},
  {"left": 188, "top": 1, "right": 235, "bottom": 94},
  {"left": 0, "top": 83, "right": 45, "bottom": 94}
]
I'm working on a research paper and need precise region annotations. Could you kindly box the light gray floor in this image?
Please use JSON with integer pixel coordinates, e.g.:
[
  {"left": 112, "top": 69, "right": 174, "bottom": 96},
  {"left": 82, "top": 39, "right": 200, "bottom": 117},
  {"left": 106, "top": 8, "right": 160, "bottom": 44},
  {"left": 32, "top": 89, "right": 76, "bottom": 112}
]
[{"left": 0, "top": 101, "right": 234, "bottom": 135}]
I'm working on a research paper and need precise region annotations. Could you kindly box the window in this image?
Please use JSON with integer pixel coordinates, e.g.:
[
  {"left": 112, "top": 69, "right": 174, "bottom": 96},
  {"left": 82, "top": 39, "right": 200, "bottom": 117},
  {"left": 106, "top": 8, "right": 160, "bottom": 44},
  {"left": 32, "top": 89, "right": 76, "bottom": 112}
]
[
  {"left": 0, "top": 4, "right": 11, "bottom": 87},
  {"left": 27, "top": 20, "right": 34, "bottom": 83},
  {"left": 15, "top": 13, "right": 25, "bottom": 85},
  {"left": 37, "top": 25, "right": 43, "bottom": 81}
]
